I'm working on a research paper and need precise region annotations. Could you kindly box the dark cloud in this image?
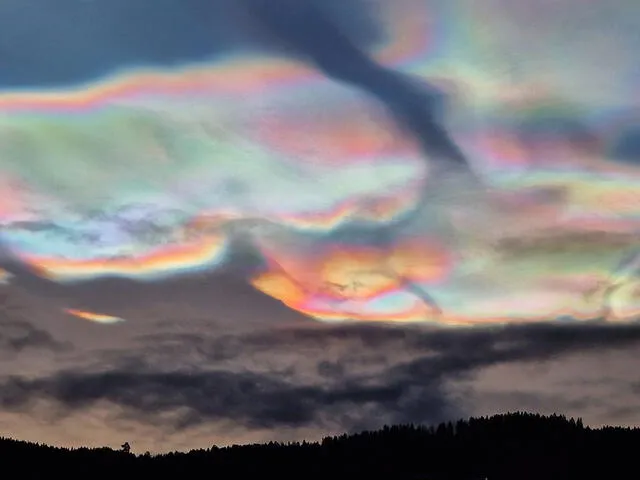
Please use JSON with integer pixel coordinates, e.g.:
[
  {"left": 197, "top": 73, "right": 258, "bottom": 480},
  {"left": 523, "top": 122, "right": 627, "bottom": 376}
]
[
  {"left": 0, "top": 319, "right": 69, "bottom": 354},
  {"left": 2, "top": 321, "right": 639, "bottom": 433},
  {"left": 0, "top": 291, "right": 71, "bottom": 354},
  {"left": 0, "top": 366, "right": 453, "bottom": 431},
  {"left": 137, "top": 320, "right": 640, "bottom": 364},
  {"left": 611, "top": 125, "right": 640, "bottom": 164}
]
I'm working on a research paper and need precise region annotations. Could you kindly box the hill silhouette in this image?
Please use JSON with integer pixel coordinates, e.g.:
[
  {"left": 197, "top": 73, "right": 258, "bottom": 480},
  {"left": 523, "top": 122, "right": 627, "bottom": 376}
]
[{"left": 2, "top": 412, "right": 638, "bottom": 479}]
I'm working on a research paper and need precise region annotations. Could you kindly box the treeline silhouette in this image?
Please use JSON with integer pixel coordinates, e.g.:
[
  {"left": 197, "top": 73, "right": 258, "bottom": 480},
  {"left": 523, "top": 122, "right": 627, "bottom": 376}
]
[{"left": 2, "top": 412, "right": 638, "bottom": 479}]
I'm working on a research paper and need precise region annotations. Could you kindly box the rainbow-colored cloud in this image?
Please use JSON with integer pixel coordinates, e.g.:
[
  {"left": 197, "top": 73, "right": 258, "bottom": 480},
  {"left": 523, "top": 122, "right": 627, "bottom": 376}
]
[{"left": 1, "top": 0, "right": 639, "bottom": 325}]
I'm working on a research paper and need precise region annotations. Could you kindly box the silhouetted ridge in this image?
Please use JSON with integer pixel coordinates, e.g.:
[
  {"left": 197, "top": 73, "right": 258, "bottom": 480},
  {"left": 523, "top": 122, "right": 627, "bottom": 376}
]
[{"left": 2, "top": 412, "right": 638, "bottom": 479}]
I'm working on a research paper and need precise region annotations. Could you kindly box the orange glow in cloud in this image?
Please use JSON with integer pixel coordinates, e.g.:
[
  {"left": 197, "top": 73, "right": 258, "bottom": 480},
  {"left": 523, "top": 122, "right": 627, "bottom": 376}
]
[
  {"left": 250, "top": 238, "right": 452, "bottom": 321},
  {"left": 250, "top": 268, "right": 309, "bottom": 309},
  {"left": 17, "top": 237, "right": 227, "bottom": 282},
  {"left": 317, "top": 240, "right": 451, "bottom": 298},
  {"left": 64, "top": 308, "right": 124, "bottom": 324},
  {"left": 251, "top": 266, "right": 440, "bottom": 323}
]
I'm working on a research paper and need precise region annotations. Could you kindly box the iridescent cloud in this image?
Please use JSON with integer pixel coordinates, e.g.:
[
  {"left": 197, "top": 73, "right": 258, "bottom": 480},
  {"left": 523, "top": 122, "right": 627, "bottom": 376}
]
[
  {"left": 64, "top": 308, "right": 124, "bottom": 325},
  {"left": 1, "top": 0, "right": 639, "bottom": 326}
]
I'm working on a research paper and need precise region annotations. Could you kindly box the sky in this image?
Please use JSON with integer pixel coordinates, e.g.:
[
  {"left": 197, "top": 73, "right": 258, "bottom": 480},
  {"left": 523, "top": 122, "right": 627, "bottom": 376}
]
[{"left": 0, "top": 0, "right": 639, "bottom": 453}]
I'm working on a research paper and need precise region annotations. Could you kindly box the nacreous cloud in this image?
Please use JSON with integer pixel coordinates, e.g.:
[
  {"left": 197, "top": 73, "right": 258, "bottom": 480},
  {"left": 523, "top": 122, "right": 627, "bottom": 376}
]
[{"left": 1, "top": 0, "right": 639, "bottom": 327}]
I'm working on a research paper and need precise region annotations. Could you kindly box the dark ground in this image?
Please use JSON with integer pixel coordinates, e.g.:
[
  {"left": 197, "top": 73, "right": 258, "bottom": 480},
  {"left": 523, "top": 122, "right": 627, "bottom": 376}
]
[{"left": 2, "top": 412, "right": 638, "bottom": 479}]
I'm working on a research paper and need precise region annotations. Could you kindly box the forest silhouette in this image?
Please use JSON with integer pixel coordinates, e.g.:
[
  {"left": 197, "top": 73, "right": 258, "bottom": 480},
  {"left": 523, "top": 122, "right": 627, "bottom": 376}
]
[{"left": 2, "top": 412, "right": 638, "bottom": 479}]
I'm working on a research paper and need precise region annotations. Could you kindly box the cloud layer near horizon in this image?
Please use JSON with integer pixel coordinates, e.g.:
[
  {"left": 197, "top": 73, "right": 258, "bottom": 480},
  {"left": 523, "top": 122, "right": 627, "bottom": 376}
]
[
  {"left": 2, "top": 267, "right": 639, "bottom": 452},
  {"left": 1, "top": 300, "right": 640, "bottom": 451}
]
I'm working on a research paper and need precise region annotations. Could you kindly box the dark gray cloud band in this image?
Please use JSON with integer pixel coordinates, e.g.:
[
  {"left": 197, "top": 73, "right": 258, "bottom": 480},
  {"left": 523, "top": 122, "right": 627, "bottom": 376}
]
[{"left": 1, "top": 321, "right": 639, "bottom": 432}]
